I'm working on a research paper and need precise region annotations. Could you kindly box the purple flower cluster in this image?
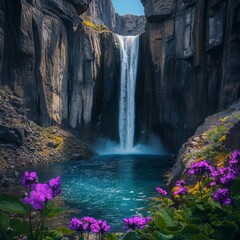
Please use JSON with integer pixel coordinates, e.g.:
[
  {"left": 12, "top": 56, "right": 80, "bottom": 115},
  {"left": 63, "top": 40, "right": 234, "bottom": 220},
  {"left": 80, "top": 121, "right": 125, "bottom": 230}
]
[
  {"left": 21, "top": 172, "right": 61, "bottom": 210},
  {"left": 49, "top": 176, "right": 61, "bottom": 197},
  {"left": 210, "top": 167, "right": 237, "bottom": 187},
  {"left": 21, "top": 171, "right": 38, "bottom": 188},
  {"left": 213, "top": 188, "right": 231, "bottom": 206},
  {"left": 210, "top": 150, "right": 240, "bottom": 206},
  {"left": 176, "top": 180, "right": 186, "bottom": 187},
  {"left": 174, "top": 179, "right": 187, "bottom": 196},
  {"left": 123, "top": 216, "right": 151, "bottom": 231},
  {"left": 156, "top": 187, "right": 167, "bottom": 196},
  {"left": 187, "top": 160, "right": 211, "bottom": 175},
  {"left": 69, "top": 217, "right": 110, "bottom": 235},
  {"left": 229, "top": 150, "right": 240, "bottom": 172}
]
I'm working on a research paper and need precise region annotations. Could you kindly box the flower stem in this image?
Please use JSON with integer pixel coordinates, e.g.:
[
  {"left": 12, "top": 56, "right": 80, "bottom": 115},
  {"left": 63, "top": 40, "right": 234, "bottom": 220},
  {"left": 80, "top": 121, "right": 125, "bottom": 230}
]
[{"left": 29, "top": 207, "right": 34, "bottom": 240}]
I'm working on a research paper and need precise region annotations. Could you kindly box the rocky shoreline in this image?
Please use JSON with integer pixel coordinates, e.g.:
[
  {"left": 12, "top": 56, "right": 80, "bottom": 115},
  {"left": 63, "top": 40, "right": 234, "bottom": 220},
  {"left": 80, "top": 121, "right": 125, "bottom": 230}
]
[{"left": 0, "top": 90, "right": 94, "bottom": 187}]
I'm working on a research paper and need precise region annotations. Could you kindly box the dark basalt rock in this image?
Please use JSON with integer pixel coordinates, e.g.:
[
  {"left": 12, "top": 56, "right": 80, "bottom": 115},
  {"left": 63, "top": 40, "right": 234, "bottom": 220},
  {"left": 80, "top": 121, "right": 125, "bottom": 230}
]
[
  {"left": 87, "top": 0, "right": 146, "bottom": 36},
  {"left": 224, "top": 120, "right": 240, "bottom": 151},
  {"left": 115, "top": 14, "right": 146, "bottom": 36},
  {"left": 0, "top": 125, "right": 24, "bottom": 146},
  {"left": 137, "top": 0, "right": 240, "bottom": 151}
]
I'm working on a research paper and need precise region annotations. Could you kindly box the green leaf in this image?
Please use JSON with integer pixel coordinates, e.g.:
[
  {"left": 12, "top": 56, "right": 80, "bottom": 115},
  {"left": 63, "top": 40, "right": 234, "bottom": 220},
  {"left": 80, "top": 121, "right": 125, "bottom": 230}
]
[
  {"left": 156, "top": 232, "right": 174, "bottom": 240},
  {"left": 187, "top": 218, "right": 202, "bottom": 225},
  {"left": 159, "top": 208, "right": 176, "bottom": 227},
  {"left": 122, "top": 231, "right": 137, "bottom": 240},
  {"left": 0, "top": 194, "right": 29, "bottom": 215},
  {"left": 190, "top": 233, "right": 211, "bottom": 240},
  {"left": 196, "top": 204, "right": 204, "bottom": 211},
  {"left": 155, "top": 213, "right": 166, "bottom": 229},
  {"left": 0, "top": 212, "right": 9, "bottom": 239},
  {"left": 208, "top": 199, "right": 222, "bottom": 210},
  {"left": 214, "top": 221, "right": 238, "bottom": 240},
  {"left": 9, "top": 218, "right": 30, "bottom": 237},
  {"left": 0, "top": 212, "right": 9, "bottom": 233},
  {"left": 43, "top": 237, "right": 54, "bottom": 240},
  {"left": 46, "top": 207, "right": 66, "bottom": 218},
  {"left": 180, "top": 225, "right": 201, "bottom": 238},
  {"left": 105, "top": 233, "right": 121, "bottom": 240},
  {"left": 45, "top": 230, "right": 63, "bottom": 240},
  {"left": 57, "top": 227, "right": 73, "bottom": 235},
  {"left": 230, "top": 178, "right": 240, "bottom": 195}
]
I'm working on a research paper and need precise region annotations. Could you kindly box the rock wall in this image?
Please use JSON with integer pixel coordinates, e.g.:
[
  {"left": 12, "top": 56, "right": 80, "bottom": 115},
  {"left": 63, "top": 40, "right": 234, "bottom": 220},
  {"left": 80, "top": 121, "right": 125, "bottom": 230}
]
[
  {"left": 115, "top": 14, "right": 146, "bottom": 36},
  {"left": 87, "top": 0, "right": 146, "bottom": 36},
  {"left": 0, "top": 0, "right": 121, "bottom": 142},
  {"left": 137, "top": 0, "right": 240, "bottom": 151}
]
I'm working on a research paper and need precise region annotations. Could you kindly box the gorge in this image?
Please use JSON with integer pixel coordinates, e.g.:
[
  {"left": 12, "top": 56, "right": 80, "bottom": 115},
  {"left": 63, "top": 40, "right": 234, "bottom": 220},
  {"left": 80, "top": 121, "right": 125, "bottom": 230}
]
[
  {"left": 0, "top": 0, "right": 240, "bottom": 238},
  {"left": 0, "top": 0, "right": 239, "bottom": 155}
]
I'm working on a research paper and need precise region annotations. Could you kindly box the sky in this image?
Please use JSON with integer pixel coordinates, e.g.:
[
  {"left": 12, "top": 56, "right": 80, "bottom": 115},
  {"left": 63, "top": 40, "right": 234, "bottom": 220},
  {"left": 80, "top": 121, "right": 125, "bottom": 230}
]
[{"left": 112, "top": 0, "right": 144, "bottom": 16}]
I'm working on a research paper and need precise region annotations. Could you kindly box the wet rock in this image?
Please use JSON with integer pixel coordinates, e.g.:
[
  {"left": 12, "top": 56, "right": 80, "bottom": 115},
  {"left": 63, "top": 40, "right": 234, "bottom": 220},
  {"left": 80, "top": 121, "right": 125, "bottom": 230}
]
[
  {"left": 0, "top": 125, "right": 24, "bottom": 146},
  {"left": 47, "top": 141, "right": 58, "bottom": 149}
]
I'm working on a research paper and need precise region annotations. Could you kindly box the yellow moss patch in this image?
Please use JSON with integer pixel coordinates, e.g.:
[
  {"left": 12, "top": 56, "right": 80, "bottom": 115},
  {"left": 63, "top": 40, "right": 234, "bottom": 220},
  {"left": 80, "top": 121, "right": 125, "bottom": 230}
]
[
  {"left": 83, "top": 20, "right": 110, "bottom": 32},
  {"left": 213, "top": 152, "right": 229, "bottom": 167},
  {"left": 37, "top": 127, "right": 65, "bottom": 157}
]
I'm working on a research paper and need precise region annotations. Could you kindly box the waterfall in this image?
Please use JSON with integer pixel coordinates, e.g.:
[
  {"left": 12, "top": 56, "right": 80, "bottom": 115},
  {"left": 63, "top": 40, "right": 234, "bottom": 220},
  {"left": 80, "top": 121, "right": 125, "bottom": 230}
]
[{"left": 116, "top": 34, "right": 140, "bottom": 150}]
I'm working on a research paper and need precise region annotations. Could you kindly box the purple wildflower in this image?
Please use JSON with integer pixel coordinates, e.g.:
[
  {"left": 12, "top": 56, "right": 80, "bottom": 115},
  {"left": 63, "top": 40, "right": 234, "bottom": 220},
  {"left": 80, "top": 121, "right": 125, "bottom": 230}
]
[
  {"left": 82, "top": 217, "right": 97, "bottom": 232},
  {"left": 34, "top": 183, "right": 53, "bottom": 201},
  {"left": 23, "top": 183, "right": 53, "bottom": 210},
  {"left": 173, "top": 186, "right": 187, "bottom": 196},
  {"left": 69, "top": 218, "right": 84, "bottom": 234},
  {"left": 90, "top": 220, "right": 111, "bottom": 234},
  {"left": 156, "top": 187, "right": 167, "bottom": 196},
  {"left": 213, "top": 188, "right": 231, "bottom": 206},
  {"left": 176, "top": 180, "right": 186, "bottom": 187},
  {"left": 187, "top": 160, "right": 212, "bottom": 175},
  {"left": 210, "top": 167, "right": 237, "bottom": 187},
  {"left": 123, "top": 216, "right": 150, "bottom": 231},
  {"left": 21, "top": 171, "right": 38, "bottom": 188},
  {"left": 97, "top": 220, "right": 111, "bottom": 234},
  {"left": 49, "top": 176, "right": 61, "bottom": 197},
  {"left": 229, "top": 150, "right": 240, "bottom": 172},
  {"left": 23, "top": 190, "right": 46, "bottom": 210}
]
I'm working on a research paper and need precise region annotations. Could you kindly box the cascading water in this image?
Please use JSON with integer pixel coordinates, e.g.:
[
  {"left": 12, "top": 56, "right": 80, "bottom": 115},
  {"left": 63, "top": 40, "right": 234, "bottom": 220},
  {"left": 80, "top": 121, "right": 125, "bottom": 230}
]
[
  {"left": 94, "top": 35, "right": 165, "bottom": 154},
  {"left": 116, "top": 34, "right": 140, "bottom": 150}
]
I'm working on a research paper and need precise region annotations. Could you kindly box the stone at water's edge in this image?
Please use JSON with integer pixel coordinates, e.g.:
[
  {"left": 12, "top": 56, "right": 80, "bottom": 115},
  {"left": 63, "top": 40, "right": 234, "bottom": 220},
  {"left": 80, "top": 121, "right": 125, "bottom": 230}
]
[{"left": 0, "top": 90, "right": 94, "bottom": 187}]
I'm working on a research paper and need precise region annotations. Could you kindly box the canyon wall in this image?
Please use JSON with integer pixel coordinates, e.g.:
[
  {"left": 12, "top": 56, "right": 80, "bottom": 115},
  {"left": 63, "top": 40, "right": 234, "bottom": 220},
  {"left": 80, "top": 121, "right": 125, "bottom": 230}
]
[
  {"left": 87, "top": 0, "right": 146, "bottom": 36},
  {"left": 0, "top": 0, "right": 121, "bottom": 142},
  {"left": 136, "top": 0, "right": 240, "bottom": 151}
]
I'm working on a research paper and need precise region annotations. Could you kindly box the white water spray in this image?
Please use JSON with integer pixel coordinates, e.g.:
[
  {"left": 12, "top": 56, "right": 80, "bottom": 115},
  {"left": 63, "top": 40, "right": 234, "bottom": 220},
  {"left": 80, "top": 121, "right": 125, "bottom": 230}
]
[{"left": 116, "top": 34, "right": 140, "bottom": 150}]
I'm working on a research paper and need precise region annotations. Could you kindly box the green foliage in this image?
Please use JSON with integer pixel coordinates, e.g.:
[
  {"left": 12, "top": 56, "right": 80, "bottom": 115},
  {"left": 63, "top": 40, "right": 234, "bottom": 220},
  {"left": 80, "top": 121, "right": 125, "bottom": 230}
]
[
  {"left": 9, "top": 218, "right": 29, "bottom": 237},
  {"left": 0, "top": 194, "right": 29, "bottom": 215},
  {"left": 106, "top": 151, "right": 240, "bottom": 240},
  {"left": 0, "top": 193, "right": 67, "bottom": 240}
]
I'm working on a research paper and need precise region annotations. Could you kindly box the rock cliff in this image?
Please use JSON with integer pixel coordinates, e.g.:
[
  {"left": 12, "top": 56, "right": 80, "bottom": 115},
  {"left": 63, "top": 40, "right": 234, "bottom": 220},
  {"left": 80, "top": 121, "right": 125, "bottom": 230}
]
[
  {"left": 0, "top": 0, "right": 122, "bottom": 144},
  {"left": 115, "top": 14, "right": 146, "bottom": 36},
  {"left": 87, "top": 0, "right": 146, "bottom": 35},
  {"left": 137, "top": 0, "right": 240, "bottom": 151}
]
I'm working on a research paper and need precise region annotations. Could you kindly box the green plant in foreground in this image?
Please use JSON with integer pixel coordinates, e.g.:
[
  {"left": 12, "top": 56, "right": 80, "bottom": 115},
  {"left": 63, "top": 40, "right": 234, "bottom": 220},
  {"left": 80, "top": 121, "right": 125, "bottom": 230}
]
[{"left": 0, "top": 172, "right": 68, "bottom": 240}]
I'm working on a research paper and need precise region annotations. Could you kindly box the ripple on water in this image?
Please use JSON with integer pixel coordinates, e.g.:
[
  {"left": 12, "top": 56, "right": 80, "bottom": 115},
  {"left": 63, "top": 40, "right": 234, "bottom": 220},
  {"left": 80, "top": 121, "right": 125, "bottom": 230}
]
[{"left": 30, "top": 154, "right": 171, "bottom": 231}]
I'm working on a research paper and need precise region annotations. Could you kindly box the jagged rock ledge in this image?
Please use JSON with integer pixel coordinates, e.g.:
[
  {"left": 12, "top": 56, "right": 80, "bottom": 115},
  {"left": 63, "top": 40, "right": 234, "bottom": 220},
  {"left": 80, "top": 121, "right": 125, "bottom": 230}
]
[
  {"left": 0, "top": 90, "right": 94, "bottom": 187},
  {"left": 168, "top": 100, "right": 240, "bottom": 186}
]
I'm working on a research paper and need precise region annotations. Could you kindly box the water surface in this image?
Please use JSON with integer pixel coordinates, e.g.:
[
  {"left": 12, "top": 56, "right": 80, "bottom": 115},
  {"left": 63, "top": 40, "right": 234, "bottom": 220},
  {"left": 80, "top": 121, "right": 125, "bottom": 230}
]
[{"left": 33, "top": 154, "right": 171, "bottom": 231}]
